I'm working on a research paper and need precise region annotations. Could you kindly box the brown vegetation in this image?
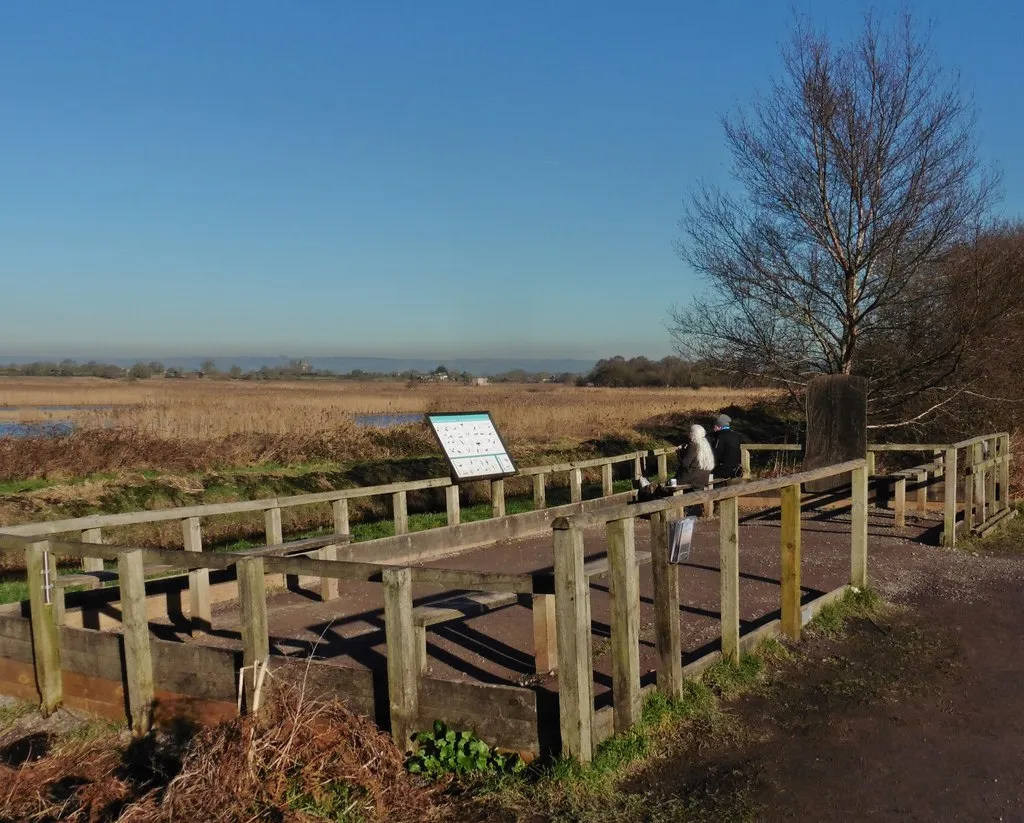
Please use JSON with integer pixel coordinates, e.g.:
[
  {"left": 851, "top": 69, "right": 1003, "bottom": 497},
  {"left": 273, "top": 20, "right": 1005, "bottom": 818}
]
[
  {"left": 0, "top": 379, "right": 772, "bottom": 480},
  {"left": 0, "top": 685, "right": 437, "bottom": 822}
]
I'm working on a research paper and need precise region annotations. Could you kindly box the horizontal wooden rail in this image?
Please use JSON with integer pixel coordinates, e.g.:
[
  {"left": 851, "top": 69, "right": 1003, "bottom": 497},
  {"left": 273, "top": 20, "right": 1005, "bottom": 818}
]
[
  {"left": 557, "top": 459, "right": 866, "bottom": 530},
  {"left": 515, "top": 451, "right": 647, "bottom": 477},
  {"left": 741, "top": 443, "right": 802, "bottom": 452}
]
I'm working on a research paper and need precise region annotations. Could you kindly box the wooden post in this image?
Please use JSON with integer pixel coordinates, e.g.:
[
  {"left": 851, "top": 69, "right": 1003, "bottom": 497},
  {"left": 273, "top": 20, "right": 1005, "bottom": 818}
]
[
  {"left": 320, "top": 543, "right": 339, "bottom": 601},
  {"left": 607, "top": 517, "right": 640, "bottom": 733},
  {"left": 383, "top": 567, "right": 418, "bottom": 753},
  {"left": 25, "top": 541, "right": 61, "bottom": 716},
  {"left": 80, "top": 528, "right": 104, "bottom": 577},
  {"left": 943, "top": 447, "right": 958, "bottom": 547},
  {"left": 393, "top": 491, "right": 409, "bottom": 535},
  {"left": 533, "top": 473, "right": 546, "bottom": 510},
  {"left": 916, "top": 471, "right": 928, "bottom": 514},
  {"left": 634, "top": 455, "right": 644, "bottom": 478},
  {"left": 894, "top": 476, "right": 907, "bottom": 529},
  {"left": 973, "top": 443, "right": 985, "bottom": 524},
  {"left": 933, "top": 449, "right": 944, "bottom": 479},
  {"left": 601, "top": 462, "right": 614, "bottom": 497},
  {"left": 866, "top": 450, "right": 876, "bottom": 477},
  {"left": 851, "top": 465, "right": 868, "bottom": 588},
  {"left": 415, "top": 624, "right": 428, "bottom": 675},
  {"left": 780, "top": 483, "right": 802, "bottom": 640},
  {"left": 445, "top": 485, "right": 461, "bottom": 526},
  {"left": 569, "top": 469, "right": 582, "bottom": 504},
  {"left": 265, "top": 507, "right": 283, "bottom": 545},
  {"left": 237, "top": 557, "right": 269, "bottom": 713},
  {"left": 1000, "top": 434, "right": 1012, "bottom": 510},
  {"left": 719, "top": 497, "right": 740, "bottom": 664},
  {"left": 491, "top": 479, "right": 506, "bottom": 518},
  {"left": 657, "top": 453, "right": 669, "bottom": 484},
  {"left": 553, "top": 520, "right": 593, "bottom": 762},
  {"left": 702, "top": 484, "right": 715, "bottom": 519},
  {"left": 741, "top": 447, "right": 751, "bottom": 479},
  {"left": 332, "top": 498, "right": 350, "bottom": 537},
  {"left": 532, "top": 594, "right": 557, "bottom": 673},
  {"left": 649, "top": 510, "right": 682, "bottom": 700},
  {"left": 964, "top": 468, "right": 975, "bottom": 530},
  {"left": 986, "top": 441, "right": 997, "bottom": 520},
  {"left": 118, "top": 549, "right": 154, "bottom": 734},
  {"left": 182, "top": 517, "right": 211, "bottom": 634}
]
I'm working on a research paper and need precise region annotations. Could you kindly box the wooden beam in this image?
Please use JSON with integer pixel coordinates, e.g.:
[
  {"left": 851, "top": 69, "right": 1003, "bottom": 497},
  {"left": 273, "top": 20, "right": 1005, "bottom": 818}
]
[
  {"left": 332, "top": 498, "right": 350, "bottom": 538},
  {"left": 264, "top": 507, "right": 283, "bottom": 545},
  {"left": 866, "top": 450, "right": 876, "bottom": 477},
  {"left": 894, "top": 476, "right": 906, "bottom": 529},
  {"left": 491, "top": 479, "right": 506, "bottom": 519},
  {"left": 182, "top": 517, "right": 211, "bottom": 634},
  {"left": 986, "top": 440, "right": 997, "bottom": 520},
  {"left": 741, "top": 447, "right": 751, "bottom": 479},
  {"left": 552, "top": 520, "right": 593, "bottom": 762},
  {"left": 445, "top": 485, "right": 461, "bottom": 526},
  {"left": 851, "top": 465, "right": 868, "bottom": 588},
  {"left": 533, "top": 474, "right": 546, "bottom": 510},
  {"left": 915, "top": 471, "right": 928, "bottom": 514},
  {"left": 649, "top": 510, "right": 682, "bottom": 700},
  {"left": 532, "top": 594, "right": 557, "bottom": 673},
  {"left": 601, "top": 462, "right": 614, "bottom": 497},
  {"left": 780, "top": 484, "right": 801, "bottom": 641},
  {"left": 569, "top": 469, "right": 583, "bottom": 504},
  {"left": 237, "top": 557, "right": 269, "bottom": 713},
  {"left": 25, "top": 541, "right": 61, "bottom": 716},
  {"left": 118, "top": 549, "right": 154, "bottom": 734},
  {"left": 557, "top": 458, "right": 868, "bottom": 530},
  {"left": 719, "top": 497, "right": 740, "bottom": 664},
  {"left": 383, "top": 567, "right": 418, "bottom": 753},
  {"left": 607, "top": 517, "right": 640, "bottom": 733},
  {"left": 943, "top": 448, "right": 958, "bottom": 547},
  {"left": 80, "top": 528, "right": 104, "bottom": 577},
  {"left": 1000, "top": 434, "right": 1012, "bottom": 510},
  {"left": 393, "top": 491, "right": 409, "bottom": 535},
  {"left": 319, "top": 543, "right": 339, "bottom": 601},
  {"left": 656, "top": 453, "right": 668, "bottom": 484}
]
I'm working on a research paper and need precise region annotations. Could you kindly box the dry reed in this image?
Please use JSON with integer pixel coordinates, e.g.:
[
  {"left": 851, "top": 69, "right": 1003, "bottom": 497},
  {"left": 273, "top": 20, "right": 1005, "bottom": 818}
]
[
  {"left": 0, "top": 378, "right": 772, "bottom": 479},
  {"left": 0, "top": 684, "right": 438, "bottom": 822}
]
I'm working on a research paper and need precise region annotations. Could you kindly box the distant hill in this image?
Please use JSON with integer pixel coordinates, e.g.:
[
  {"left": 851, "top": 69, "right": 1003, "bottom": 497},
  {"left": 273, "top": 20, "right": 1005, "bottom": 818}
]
[{"left": 0, "top": 354, "right": 597, "bottom": 377}]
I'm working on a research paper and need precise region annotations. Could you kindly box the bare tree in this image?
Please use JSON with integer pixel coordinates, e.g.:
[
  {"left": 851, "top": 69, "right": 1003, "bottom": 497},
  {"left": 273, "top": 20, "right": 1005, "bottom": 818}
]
[{"left": 671, "top": 12, "right": 1000, "bottom": 423}]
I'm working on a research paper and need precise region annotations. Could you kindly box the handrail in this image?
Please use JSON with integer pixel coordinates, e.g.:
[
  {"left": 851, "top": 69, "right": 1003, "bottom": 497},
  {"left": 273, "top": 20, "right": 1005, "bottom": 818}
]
[{"left": 556, "top": 459, "right": 866, "bottom": 530}]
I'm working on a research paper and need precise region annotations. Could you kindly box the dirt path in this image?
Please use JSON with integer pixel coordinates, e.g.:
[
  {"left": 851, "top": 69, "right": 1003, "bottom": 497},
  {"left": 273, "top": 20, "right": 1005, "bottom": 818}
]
[{"left": 630, "top": 544, "right": 1024, "bottom": 822}]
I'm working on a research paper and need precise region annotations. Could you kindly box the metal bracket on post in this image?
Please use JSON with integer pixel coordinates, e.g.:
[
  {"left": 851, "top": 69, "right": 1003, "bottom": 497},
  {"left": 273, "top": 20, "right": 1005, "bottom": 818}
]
[{"left": 41, "top": 548, "right": 53, "bottom": 606}]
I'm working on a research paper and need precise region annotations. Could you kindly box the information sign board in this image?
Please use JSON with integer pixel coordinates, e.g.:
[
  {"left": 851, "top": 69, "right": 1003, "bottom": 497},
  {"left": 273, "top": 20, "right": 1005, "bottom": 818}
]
[
  {"left": 668, "top": 516, "right": 696, "bottom": 564},
  {"left": 427, "top": 411, "right": 517, "bottom": 482}
]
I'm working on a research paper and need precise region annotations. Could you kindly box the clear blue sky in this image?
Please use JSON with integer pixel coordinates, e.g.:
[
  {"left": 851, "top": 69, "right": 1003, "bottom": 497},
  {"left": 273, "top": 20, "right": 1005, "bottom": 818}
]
[{"left": 1, "top": 1, "right": 1021, "bottom": 360}]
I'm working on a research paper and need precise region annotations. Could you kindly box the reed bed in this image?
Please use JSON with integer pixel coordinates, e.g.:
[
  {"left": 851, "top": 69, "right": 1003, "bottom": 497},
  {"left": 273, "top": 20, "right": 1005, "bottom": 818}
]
[{"left": 0, "top": 378, "right": 772, "bottom": 480}]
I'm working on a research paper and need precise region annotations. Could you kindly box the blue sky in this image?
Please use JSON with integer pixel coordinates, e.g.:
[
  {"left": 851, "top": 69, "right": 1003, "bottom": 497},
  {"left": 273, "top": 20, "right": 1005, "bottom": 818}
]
[{"left": 1, "top": 1, "right": 1021, "bottom": 360}]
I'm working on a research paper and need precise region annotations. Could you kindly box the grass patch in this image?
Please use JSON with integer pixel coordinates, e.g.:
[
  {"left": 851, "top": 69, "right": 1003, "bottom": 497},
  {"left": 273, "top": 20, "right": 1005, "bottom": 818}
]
[
  {"left": 0, "top": 579, "right": 28, "bottom": 605},
  {"left": 473, "top": 641, "right": 781, "bottom": 822},
  {"left": 0, "top": 698, "right": 37, "bottom": 728},
  {"left": 806, "top": 586, "right": 883, "bottom": 639}
]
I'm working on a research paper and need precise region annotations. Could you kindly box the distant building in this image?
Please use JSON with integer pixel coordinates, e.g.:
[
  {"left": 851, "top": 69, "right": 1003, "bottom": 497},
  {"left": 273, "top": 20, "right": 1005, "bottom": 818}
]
[{"left": 472, "top": 377, "right": 489, "bottom": 386}]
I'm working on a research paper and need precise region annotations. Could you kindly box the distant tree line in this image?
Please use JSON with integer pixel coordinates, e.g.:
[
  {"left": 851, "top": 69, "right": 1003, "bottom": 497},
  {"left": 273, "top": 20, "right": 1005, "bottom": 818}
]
[
  {"left": 0, "top": 359, "right": 577, "bottom": 384},
  {"left": 579, "top": 356, "right": 753, "bottom": 388}
]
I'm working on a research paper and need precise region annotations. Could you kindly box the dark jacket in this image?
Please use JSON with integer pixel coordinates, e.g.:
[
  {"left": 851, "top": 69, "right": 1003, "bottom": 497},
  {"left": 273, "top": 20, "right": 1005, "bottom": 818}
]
[
  {"left": 711, "top": 427, "right": 747, "bottom": 479},
  {"left": 675, "top": 442, "right": 713, "bottom": 488}
]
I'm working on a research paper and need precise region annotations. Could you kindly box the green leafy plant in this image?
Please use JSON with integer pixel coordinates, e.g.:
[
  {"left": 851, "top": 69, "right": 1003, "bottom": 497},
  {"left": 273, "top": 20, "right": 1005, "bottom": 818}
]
[{"left": 406, "top": 721, "right": 525, "bottom": 780}]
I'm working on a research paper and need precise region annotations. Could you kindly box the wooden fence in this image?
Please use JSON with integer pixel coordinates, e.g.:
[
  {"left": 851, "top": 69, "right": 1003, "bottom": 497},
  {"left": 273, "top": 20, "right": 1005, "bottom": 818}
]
[{"left": 0, "top": 435, "right": 1013, "bottom": 761}]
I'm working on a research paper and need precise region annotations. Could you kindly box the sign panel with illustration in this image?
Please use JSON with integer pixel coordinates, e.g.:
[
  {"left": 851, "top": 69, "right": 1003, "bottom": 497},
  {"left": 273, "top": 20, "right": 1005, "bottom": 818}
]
[{"left": 427, "top": 412, "right": 517, "bottom": 482}]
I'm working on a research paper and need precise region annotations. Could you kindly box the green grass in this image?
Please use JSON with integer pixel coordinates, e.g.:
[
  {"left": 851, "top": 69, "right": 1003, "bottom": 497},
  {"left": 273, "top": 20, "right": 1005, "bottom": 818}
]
[
  {"left": 0, "top": 579, "right": 29, "bottom": 604},
  {"left": 807, "top": 587, "right": 883, "bottom": 639}
]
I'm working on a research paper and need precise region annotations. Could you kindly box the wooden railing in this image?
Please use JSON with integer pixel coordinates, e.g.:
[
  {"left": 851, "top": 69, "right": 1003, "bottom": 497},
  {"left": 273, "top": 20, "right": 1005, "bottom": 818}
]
[
  {"left": 545, "top": 458, "right": 869, "bottom": 761},
  {"left": 868, "top": 433, "right": 1013, "bottom": 546},
  {"left": 0, "top": 432, "right": 1014, "bottom": 757}
]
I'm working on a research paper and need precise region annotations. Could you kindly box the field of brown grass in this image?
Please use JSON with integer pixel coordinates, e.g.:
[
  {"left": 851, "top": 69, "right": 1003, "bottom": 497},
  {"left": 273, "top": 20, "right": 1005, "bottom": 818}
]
[{"left": 0, "top": 377, "right": 775, "bottom": 480}]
